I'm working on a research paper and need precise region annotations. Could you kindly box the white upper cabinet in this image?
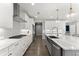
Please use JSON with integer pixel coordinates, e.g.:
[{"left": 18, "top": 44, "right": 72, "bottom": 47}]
[{"left": 0, "top": 4, "right": 13, "bottom": 28}]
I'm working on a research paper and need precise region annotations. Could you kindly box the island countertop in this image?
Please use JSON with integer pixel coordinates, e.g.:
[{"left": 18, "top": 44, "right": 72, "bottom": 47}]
[{"left": 46, "top": 34, "right": 79, "bottom": 50}]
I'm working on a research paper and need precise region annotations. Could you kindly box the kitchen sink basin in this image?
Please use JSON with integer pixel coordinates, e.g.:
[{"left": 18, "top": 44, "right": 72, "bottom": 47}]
[
  {"left": 9, "top": 34, "right": 26, "bottom": 39},
  {"left": 48, "top": 36, "right": 59, "bottom": 39}
]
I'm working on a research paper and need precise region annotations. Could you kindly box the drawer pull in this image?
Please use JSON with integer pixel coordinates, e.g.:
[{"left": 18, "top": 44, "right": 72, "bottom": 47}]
[{"left": 8, "top": 53, "right": 12, "bottom": 56}]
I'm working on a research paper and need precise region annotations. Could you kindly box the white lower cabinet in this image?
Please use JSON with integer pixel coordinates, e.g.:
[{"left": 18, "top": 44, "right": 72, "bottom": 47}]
[
  {"left": 76, "top": 51, "right": 79, "bottom": 56},
  {"left": 19, "top": 40, "right": 26, "bottom": 55},
  {"left": 8, "top": 39, "right": 30, "bottom": 56},
  {"left": 16, "top": 35, "right": 32, "bottom": 56},
  {"left": 60, "top": 50, "right": 79, "bottom": 56},
  {"left": 28, "top": 35, "right": 32, "bottom": 46},
  {"left": 0, "top": 35, "right": 33, "bottom": 56},
  {"left": 52, "top": 44, "right": 61, "bottom": 56},
  {"left": 62, "top": 50, "right": 76, "bottom": 56},
  {"left": 0, "top": 48, "right": 9, "bottom": 56},
  {"left": 8, "top": 41, "right": 20, "bottom": 56}
]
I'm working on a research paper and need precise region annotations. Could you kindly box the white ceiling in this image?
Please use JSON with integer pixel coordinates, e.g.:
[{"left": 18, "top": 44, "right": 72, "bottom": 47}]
[{"left": 19, "top": 3, "right": 79, "bottom": 20}]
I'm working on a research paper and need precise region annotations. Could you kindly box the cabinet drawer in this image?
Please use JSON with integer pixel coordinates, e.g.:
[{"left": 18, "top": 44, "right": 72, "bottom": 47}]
[
  {"left": 0, "top": 48, "right": 8, "bottom": 56},
  {"left": 63, "top": 50, "right": 75, "bottom": 56},
  {"left": 9, "top": 42, "right": 19, "bottom": 51},
  {"left": 75, "top": 50, "right": 79, "bottom": 56},
  {"left": 76, "top": 53, "right": 79, "bottom": 56},
  {"left": 9, "top": 44, "right": 15, "bottom": 51}
]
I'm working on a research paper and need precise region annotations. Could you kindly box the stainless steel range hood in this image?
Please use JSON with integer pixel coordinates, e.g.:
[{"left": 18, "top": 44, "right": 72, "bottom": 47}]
[
  {"left": 13, "top": 3, "right": 27, "bottom": 23},
  {"left": 13, "top": 16, "right": 27, "bottom": 23}
]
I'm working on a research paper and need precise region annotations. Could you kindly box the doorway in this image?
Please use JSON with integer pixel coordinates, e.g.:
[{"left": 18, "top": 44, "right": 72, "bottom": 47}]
[{"left": 35, "top": 22, "right": 42, "bottom": 36}]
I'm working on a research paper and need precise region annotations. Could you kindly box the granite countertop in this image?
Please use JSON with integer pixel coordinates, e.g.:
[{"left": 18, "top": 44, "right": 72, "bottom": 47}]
[
  {"left": 46, "top": 33, "right": 79, "bottom": 50},
  {"left": 0, "top": 39, "right": 20, "bottom": 50},
  {"left": 0, "top": 34, "right": 29, "bottom": 50},
  {"left": 0, "top": 33, "right": 33, "bottom": 51},
  {"left": 9, "top": 34, "right": 27, "bottom": 39}
]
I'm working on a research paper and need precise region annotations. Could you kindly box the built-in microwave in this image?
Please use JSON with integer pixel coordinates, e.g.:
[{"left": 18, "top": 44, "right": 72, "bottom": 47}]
[{"left": 66, "top": 25, "right": 70, "bottom": 33}]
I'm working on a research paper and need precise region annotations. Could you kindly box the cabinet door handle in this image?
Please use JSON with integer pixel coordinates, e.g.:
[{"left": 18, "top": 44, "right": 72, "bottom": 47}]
[{"left": 8, "top": 53, "right": 12, "bottom": 56}]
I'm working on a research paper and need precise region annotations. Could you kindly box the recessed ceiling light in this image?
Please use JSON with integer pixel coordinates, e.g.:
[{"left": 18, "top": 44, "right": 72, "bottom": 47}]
[
  {"left": 32, "top": 3, "right": 35, "bottom": 6},
  {"left": 34, "top": 16, "right": 37, "bottom": 18}
]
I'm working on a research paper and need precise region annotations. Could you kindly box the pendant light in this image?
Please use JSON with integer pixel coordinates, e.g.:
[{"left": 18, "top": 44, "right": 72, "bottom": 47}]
[
  {"left": 56, "top": 8, "right": 59, "bottom": 23},
  {"left": 56, "top": 8, "right": 59, "bottom": 36},
  {"left": 66, "top": 3, "right": 76, "bottom": 18},
  {"left": 32, "top": 3, "right": 35, "bottom": 6}
]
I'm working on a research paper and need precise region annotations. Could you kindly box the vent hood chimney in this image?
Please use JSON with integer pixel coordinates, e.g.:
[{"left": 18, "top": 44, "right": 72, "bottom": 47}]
[{"left": 13, "top": 3, "right": 27, "bottom": 23}]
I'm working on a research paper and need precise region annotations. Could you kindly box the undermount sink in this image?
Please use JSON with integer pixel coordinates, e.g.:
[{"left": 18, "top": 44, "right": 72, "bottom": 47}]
[
  {"left": 9, "top": 34, "right": 26, "bottom": 39},
  {"left": 48, "top": 36, "right": 59, "bottom": 39}
]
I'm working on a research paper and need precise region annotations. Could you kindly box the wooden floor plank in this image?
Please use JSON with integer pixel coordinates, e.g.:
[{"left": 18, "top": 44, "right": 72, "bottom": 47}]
[{"left": 23, "top": 36, "right": 50, "bottom": 56}]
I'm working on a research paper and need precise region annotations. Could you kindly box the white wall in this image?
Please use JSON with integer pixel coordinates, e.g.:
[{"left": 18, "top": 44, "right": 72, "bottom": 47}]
[
  {"left": 0, "top": 20, "right": 26, "bottom": 39},
  {"left": 0, "top": 4, "right": 13, "bottom": 28}
]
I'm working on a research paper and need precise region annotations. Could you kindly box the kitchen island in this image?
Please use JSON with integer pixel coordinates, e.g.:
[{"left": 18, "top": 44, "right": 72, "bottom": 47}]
[{"left": 45, "top": 34, "right": 79, "bottom": 56}]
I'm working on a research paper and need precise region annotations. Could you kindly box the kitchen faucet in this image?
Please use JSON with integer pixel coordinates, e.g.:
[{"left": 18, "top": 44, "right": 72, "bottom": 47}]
[{"left": 52, "top": 27, "right": 59, "bottom": 37}]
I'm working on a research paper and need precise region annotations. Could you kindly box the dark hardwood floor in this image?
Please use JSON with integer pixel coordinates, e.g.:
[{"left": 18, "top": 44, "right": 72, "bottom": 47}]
[{"left": 23, "top": 35, "right": 50, "bottom": 56}]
